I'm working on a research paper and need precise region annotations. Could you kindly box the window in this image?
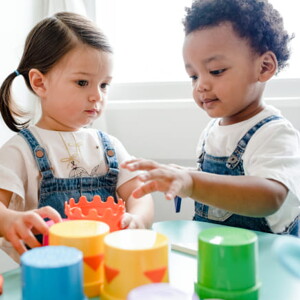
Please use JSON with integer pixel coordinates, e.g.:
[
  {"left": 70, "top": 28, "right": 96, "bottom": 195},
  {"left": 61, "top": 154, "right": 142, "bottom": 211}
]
[
  {"left": 96, "top": 0, "right": 300, "bottom": 86},
  {"left": 96, "top": 0, "right": 193, "bottom": 84}
]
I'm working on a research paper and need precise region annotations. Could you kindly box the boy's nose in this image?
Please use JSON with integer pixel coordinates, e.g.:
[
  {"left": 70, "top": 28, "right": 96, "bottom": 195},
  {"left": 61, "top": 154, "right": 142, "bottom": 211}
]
[{"left": 195, "top": 77, "right": 211, "bottom": 92}]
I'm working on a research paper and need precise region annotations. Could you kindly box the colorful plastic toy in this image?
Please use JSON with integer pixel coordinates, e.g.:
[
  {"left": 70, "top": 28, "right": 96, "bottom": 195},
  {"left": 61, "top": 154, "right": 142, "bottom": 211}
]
[
  {"left": 102, "top": 229, "right": 169, "bottom": 300},
  {"left": 21, "top": 246, "right": 86, "bottom": 300},
  {"left": 65, "top": 195, "right": 125, "bottom": 232},
  {"left": 49, "top": 220, "right": 110, "bottom": 298},
  {"left": 0, "top": 274, "right": 3, "bottom": 295},
  {"left": 195, "top": 227, "right": 260, "bottom": 300}
]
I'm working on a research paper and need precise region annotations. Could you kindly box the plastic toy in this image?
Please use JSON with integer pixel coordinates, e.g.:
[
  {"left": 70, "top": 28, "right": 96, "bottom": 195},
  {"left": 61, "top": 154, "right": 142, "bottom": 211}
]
[
  {"left": 65, "top": 195, "right": 125, "bottom": 232},
  {"left": 195, "top": 227, "right": 260, "bottom": 300},
  {"left": 21, "top": 246, "right": 86, "bottom": 300},
  {"left": 101, "top": 229, "right": 169, "bottom": 300},
  {"left": 49, "top": 220, "right": 110, "bottom": 298},
  {"left": 0, "top": 274, "right": 3, "bottom": 295}
]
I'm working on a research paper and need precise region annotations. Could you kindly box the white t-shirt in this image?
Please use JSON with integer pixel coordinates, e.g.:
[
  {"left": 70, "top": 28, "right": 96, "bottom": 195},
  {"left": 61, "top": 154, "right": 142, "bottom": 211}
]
[
  {"left": 196, "top": 105, "right": 300, "bottom": 233},
  {"left": 0, "top": 126, "right": 138, "bottom": 261}
]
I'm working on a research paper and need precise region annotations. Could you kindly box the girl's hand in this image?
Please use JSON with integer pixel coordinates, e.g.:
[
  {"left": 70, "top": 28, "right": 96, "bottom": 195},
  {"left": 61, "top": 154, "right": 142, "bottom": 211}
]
[
  {"left": 121, "top": 212, "right": 145, "bottom": 229},
  {"left": 2, "top": 206, "right": 62, "bottom": 255},
  {"left": 121, "top": 159, "right": 193, "bottom": 200}
]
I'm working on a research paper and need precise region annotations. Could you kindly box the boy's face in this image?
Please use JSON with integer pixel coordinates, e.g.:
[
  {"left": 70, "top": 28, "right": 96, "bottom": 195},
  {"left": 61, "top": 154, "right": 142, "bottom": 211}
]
[
  {"left": 183, "top": 22, "right": 266, "bottom": 125},
  {"left": 37, "top": 45, "right": 113, "bottom": 131}
]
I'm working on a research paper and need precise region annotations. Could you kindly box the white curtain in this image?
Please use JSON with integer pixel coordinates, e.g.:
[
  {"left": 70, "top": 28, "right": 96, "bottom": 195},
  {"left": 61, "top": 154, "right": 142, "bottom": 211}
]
[{"left": 43, "top": 0, "right": 88, "bottom": 17}]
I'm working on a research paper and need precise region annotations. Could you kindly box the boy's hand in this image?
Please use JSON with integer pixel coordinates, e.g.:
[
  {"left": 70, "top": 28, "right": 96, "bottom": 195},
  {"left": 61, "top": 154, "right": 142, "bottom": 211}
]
[
  {"left": 2, "top": 206, "right": 62, "bottom": 255},
  {"left": 121, "top": 213, "right": 145, "bottom": 229},
  {"left": 121, "top": 159, "right": 193, "bottom": 200}
]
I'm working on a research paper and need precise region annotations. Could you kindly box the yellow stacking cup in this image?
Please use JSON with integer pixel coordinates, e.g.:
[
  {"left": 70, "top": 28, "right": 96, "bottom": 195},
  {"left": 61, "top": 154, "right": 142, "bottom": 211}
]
[
  {"left": 101, "top": 229, "right": 169, "bottom": 300},
  {"left": 49, "top": 220, "right": 110, "bottom": 298}
]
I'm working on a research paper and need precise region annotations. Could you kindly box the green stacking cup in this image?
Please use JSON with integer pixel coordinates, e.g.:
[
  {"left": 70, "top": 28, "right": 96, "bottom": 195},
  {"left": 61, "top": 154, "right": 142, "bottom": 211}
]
[{"left": 194, "top": 226, "right": 260, "bottom": 300}]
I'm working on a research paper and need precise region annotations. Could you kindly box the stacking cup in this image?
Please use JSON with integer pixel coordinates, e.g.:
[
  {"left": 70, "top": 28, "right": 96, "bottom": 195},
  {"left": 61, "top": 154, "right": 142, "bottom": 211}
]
[
  {"left": 49, "top": 220, "right": 109, "bottom": 298},
  {"left": 102, "top": 229, "right": 169, "bottom": 300},
  {"left": 21, "top": 245, "right": 86, "bottom": 300},
  {"left": 127, "top": 283, "right": 199, "bottom": 300},
  {"left": 195, "top": 226, "right": 260, "bottom": 300}
]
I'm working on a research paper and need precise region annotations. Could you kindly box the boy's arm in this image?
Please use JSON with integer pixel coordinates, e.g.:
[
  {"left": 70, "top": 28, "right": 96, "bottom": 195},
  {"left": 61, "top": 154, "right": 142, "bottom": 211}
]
[
  {"left": 122, "top": 159, "right": 287, "bottom": 218},
  {"left": 0, "top": 189, "right": 61, "bottom": 254},
  {"left": 189, "top": 171, "right": 287, "bottom": 217},
  {"left": 117, "top": 176, "right": 154, "bottom": 229}
]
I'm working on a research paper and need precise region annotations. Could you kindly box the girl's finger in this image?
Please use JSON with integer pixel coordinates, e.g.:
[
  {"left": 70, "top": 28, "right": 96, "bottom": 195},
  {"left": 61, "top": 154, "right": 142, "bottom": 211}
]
[
  {"left": 35, "top": 206, "right": 62, "bottom": 223},
  {"left": 8, "top": 233, "right": 27, "bottom": 255},
  {"left": 120, "top": 213, "right": 131, "bottom": 229}
]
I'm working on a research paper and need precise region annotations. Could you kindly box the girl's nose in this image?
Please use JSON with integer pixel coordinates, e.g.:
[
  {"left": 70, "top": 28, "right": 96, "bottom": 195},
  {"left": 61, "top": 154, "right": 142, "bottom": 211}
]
[{"left": 88, "top": 88, "right": 103, "bottom": 102}]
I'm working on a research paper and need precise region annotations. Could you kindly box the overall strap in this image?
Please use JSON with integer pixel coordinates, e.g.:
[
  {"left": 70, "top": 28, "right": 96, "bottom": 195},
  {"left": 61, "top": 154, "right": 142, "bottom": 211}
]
[
  {"left": 97, "top": 131, "right": 118, "bottom": 169},
  {"left": 226, "top": 115, "right": 282, "bottom": 169},
  {"left": 18, "top": 128, "right": 54, "bottom": 179}
]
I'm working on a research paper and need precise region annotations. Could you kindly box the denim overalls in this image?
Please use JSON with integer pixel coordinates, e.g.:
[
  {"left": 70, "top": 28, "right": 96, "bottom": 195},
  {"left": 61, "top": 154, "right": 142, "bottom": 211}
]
[
  {"left": 19, "top": 128, "right": 119, "bottom": 218},
  {"left": 193, "top": 115, "right": 299, "bottom": 236}
]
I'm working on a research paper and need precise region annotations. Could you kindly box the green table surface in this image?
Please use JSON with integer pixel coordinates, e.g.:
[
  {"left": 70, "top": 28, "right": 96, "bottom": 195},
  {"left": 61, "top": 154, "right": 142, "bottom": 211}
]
[{"left": 1, "top": 220, "right": 300, "bottom": 299}]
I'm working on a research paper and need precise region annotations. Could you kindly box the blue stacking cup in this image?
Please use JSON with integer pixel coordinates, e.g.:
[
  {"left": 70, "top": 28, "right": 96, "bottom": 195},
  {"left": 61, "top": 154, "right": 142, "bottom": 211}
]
[{"left": 21, "top": 245, "right": 86, "bottom": 300}]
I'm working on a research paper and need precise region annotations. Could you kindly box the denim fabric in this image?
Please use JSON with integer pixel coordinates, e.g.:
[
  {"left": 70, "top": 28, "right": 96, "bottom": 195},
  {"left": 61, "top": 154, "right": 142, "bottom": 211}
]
[
  {"left": 194, "top": 115, "right": 299, "bottom": 236},
  {"left": 19, "top": 128, "right": 119, "bottom": 218}
]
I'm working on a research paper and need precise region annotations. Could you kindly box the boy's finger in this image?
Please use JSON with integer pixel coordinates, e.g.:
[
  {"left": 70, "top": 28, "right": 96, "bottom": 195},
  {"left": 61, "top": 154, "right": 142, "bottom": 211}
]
[
  {"left": 124, "top": 160, "right": 159, "bottom": 171},
  {"left": 132, "top": 181, "right": 158, "bottom": 198}
]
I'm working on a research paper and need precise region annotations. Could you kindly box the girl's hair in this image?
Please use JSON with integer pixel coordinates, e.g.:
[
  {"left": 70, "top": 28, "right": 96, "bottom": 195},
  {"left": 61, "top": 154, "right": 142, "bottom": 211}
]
[
  {"left": 0, "top": 12, "right": 113, "bottom": 132},
  {"left": 183, "top": 0, "right": 293, "bottom": 73}
]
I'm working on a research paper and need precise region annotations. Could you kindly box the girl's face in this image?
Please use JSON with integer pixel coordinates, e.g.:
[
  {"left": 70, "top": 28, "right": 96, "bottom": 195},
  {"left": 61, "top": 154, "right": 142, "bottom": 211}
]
[
  {"left": 183, "top": 22, "right": 267, "bottom": 125},
  {"left": 36, "top": 45, "right": 113, "bottom": 131}
]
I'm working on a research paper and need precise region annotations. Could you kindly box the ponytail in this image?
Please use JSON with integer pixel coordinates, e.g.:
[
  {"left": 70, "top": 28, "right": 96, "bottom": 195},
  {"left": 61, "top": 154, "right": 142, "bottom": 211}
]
[{"left": 0, "top": 71, "right": 30, "bottom": 132}]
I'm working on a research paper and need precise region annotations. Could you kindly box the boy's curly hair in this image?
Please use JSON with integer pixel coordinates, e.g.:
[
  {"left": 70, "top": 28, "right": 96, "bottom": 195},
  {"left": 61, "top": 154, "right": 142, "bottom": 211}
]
[{"left": 183, "top": 0, "right": 293, "bottom": 72}]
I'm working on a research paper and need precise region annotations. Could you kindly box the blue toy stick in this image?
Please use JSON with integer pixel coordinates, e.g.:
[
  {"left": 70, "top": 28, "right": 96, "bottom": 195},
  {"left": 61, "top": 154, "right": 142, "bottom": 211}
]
[{"left": 174, "top": 196, "right": 182, "bottom": 213}]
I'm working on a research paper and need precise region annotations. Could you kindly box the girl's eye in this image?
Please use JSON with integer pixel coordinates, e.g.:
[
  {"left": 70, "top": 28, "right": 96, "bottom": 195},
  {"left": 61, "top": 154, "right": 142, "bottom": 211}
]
[
  {"left": 210, "top": 69, "right": 226, "bottom": 75},
  {"left": 77, "top": 80, "right": 88, "bottom": 87},
  {"left": 100, "top": 83, "right": 110, "bottom": 90}
]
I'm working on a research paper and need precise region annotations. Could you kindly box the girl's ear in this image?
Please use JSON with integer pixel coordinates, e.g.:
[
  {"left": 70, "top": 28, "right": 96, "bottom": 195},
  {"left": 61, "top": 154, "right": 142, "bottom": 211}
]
[
  {"left": 258, "top": 51, "right": 278, "bottom": 82},
  {"left": 29, "top": 69, "right": 46, "bottom": 97}
]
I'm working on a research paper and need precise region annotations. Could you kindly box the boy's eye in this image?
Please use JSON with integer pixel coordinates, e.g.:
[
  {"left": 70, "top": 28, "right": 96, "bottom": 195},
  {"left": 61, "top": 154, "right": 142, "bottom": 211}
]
[
  {"left": 77, "top": 80, "right": 88, "bottom": 86},
  {"left": 210, "top": 69, "right": 226, "bottom": 75},
  {"left": 190, "top": 75, "right": 198, "bottom": 81}
]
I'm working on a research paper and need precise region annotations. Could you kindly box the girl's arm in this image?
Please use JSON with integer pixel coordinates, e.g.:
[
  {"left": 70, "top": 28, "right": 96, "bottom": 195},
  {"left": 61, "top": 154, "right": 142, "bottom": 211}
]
[
  {"left": 117, "top": 176, "right": 154, "bottom": 229},
  {"left": 122, "top": 159, "right": 287, "bottom": 218},
  {"left": 0, "top": 189, "right": 62, "bottom": 255}
]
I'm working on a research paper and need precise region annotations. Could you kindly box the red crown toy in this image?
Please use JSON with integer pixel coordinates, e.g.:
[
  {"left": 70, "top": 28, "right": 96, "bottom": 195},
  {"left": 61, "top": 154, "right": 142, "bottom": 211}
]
[{"left": 65, "top": 195, "right": 125, "bottom": 232}]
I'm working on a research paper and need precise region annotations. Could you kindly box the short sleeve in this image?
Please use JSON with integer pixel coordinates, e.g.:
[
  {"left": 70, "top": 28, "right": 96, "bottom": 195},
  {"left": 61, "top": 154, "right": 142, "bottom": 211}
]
[
  {"left": 108, "top": 134, "right": 141, "bottom": 188},
  {"left": 244, "top": 119, "right": 300, "bottom": 199}
]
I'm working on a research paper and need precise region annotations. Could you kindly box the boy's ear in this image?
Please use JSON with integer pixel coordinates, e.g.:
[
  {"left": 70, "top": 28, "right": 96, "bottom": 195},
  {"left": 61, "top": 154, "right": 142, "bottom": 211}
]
[
  {"left": 258, "top": 51, "right": 278, "bottom": 82},
  {"left": 28, "top": 69, "right": 46, "bottom": 97}
]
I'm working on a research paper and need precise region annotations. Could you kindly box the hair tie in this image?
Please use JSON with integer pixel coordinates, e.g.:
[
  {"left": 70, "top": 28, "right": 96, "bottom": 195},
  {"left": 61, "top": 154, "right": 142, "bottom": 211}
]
[{"left": 14, "top": 70, "right": 20, "bottom": 76}]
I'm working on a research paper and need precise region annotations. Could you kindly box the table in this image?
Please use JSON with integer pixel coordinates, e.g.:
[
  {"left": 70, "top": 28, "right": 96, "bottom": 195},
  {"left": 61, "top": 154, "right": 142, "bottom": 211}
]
[
  {"left": 1, "top": 220, "right": 299, "bottom": 299},
  {"left": 153, "top": 220, "right": 300, "bottom": 300}
]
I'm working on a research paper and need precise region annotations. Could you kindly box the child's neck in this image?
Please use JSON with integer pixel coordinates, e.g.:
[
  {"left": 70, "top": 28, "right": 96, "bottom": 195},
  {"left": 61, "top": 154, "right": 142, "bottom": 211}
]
[{"left": 220, "top": 104, "right": 265, "bottom": 126}]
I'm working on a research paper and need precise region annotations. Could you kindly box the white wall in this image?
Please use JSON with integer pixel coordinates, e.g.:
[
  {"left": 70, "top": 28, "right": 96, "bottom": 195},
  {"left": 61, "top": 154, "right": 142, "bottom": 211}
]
[{"left": 95, "top": 83, "right": 300, "bottom": 222}]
